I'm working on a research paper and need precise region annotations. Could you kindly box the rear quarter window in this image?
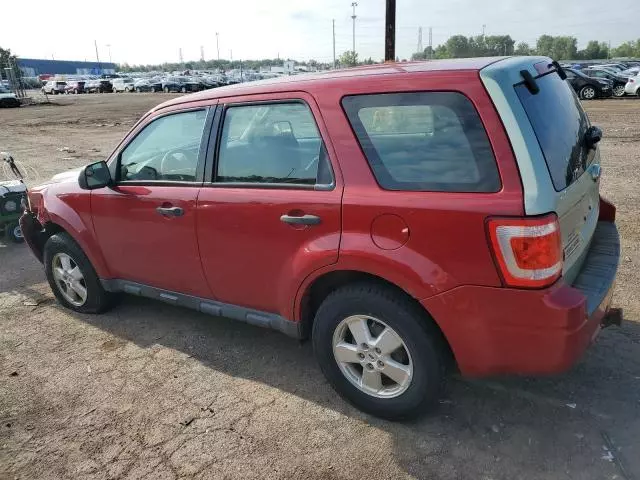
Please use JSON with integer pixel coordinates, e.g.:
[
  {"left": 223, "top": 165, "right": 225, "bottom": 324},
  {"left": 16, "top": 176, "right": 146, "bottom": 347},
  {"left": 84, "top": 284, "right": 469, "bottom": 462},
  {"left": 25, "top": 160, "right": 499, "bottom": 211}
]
[{"left": 341, "top": 92, "right": 501, "bottom": 192}]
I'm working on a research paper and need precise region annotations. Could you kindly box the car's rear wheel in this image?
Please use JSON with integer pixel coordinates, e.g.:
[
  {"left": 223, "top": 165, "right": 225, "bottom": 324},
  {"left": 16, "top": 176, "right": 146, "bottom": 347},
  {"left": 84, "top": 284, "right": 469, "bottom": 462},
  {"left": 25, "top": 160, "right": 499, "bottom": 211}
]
[
  {"left": 164, "top": 86, "right": 170, "bottom": 93},
  {"left": 312, "top": 283, "right": 448, "bottom": 420},
  {"left": 181, "top": 86, "right": 187, "bottom": 93},
  {"left": 44, "top": 233, "right": 114, "bottom": 313},
  {"left": 580, "top": 86, "right": 597, "bottom": 100},
  {"left": 613, "top": 85, "right": 626, "bottom": 97},
  {"left": 5, "top": 221, "right": 24, "bottom": 243}
]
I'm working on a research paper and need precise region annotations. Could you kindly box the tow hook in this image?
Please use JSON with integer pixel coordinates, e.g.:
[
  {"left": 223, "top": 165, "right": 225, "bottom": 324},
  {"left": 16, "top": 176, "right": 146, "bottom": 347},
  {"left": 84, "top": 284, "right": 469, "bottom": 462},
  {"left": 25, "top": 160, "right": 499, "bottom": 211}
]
[{"left": 602, "top": 308, "right": 623, "bottom": 328}]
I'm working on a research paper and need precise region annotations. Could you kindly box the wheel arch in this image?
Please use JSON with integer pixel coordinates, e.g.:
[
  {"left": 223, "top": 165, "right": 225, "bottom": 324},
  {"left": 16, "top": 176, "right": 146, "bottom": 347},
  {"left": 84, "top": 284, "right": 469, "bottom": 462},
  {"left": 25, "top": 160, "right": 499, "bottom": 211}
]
[{"left": 297, "top": 269, "right": 456, "bottom": 367}]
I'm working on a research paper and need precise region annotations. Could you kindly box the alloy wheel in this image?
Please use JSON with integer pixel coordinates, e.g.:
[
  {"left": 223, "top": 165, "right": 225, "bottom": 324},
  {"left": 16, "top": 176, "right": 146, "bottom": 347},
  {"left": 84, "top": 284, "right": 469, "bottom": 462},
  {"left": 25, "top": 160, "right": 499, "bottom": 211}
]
[
  {"left": 332, "top": 315, "right": 413, "bottom": 398},
  {"left": 52, "top": 253, "right": 87, "bottom": 307}
]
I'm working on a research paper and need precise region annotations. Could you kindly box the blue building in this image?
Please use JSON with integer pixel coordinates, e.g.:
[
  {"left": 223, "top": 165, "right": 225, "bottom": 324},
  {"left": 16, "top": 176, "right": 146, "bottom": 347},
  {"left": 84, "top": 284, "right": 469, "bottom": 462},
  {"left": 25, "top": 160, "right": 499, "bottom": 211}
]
[{"left": 17, "top": 58, "right": 117, "bottom": 77}]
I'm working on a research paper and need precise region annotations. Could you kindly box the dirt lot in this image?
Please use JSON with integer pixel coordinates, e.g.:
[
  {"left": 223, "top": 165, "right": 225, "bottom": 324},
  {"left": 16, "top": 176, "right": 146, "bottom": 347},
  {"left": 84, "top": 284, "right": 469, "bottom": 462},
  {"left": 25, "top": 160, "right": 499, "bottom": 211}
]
[{"left": 1, "top": 93, "right": 639, "bottom": 480}]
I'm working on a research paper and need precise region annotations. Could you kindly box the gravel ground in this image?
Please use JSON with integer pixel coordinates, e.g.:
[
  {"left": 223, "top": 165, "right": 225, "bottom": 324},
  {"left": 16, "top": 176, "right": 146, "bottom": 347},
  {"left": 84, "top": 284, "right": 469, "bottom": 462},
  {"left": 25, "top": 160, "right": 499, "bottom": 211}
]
[{"left": 0, "top": 94, "right": 639, "bottom": 480}]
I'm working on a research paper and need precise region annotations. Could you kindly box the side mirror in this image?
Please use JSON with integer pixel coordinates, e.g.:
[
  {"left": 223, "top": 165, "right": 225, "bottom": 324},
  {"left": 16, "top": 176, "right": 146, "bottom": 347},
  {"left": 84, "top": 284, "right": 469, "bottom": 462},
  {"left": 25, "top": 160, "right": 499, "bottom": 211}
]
[
  {"left": 585, "top": 126, "right": 602, "bottom": 150},
  {"left": 78, "top": 161, "right": 112, "bottom": 190}
]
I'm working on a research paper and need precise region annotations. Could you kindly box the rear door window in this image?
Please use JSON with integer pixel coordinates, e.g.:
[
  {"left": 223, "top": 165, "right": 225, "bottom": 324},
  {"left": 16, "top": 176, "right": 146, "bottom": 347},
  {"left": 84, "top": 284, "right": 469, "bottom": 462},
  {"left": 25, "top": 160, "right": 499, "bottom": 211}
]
[
  {"left": 215, "top": 102, "right": 333, "bottom": 187},
  {"left": 515, "top": 72, "right": 592, "bottom": 191},
  {"left": 341, "top": 92, "right": 500, "bottom": 192}
]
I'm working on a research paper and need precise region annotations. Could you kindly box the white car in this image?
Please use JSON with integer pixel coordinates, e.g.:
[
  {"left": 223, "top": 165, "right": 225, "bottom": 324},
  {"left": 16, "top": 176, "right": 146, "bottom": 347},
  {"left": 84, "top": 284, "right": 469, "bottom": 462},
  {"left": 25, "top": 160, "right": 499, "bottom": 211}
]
[
  {"left": 0, "top": 85, "right": 20, "bottom": 108},
  {"left": 624, "top": 75, "right": 640, "bottom": 96}
]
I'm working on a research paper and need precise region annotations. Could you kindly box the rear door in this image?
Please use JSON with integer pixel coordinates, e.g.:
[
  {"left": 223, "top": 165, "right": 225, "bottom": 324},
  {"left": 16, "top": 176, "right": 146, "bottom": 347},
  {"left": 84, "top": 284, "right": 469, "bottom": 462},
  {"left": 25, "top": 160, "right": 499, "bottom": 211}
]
[
  {"left": 481, "top": 58, "right": 601, "bottom": 283},
  {"left": 196, "top": 92, "right": 342, "bottom": 318}
]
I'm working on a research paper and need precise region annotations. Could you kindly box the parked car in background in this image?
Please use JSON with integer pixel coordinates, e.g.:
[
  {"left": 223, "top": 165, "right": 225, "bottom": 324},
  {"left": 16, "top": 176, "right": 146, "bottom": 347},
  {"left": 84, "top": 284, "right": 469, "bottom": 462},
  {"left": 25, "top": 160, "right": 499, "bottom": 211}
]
[
  {"left": 112, "top": 78, "right": 136, "bottom": 93},
  {"left": 581, "top": 68, "right": 628, "bottom": 97},
  {"left": 64, "top": 81, "right": 85, "bottom": 94},
  {"left": 42, "top": 80, "right": 67, "bottom": 95},
  {"left": 131, "top": 79, "right": 152, "bottom": 92},
  {"left": 624, "top": 75, "right": 640, "bottom": 96},
  {"left": 85, "top": 79, "right": 113, "bottom": 93},
  {"left": 160, "top": 76, "right": 201, "bottom": 93},
  {"left": 20, "top": 56, "right": 621, "bottom": 420},
  {"left": 621, "top": 66, "right": 640, "bottom": 77},
  {"left": 565, "top": 68, "right": 613, "bottom": 99},
  {"left": 0, "top": 85, "right": 20, "bottom": 107}
]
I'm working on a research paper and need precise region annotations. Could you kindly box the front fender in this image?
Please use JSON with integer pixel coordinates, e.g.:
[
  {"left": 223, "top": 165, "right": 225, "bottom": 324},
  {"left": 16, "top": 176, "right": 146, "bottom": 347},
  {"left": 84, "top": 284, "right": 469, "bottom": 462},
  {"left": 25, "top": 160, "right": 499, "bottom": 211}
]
[{"left": 38, "top": 186, "right": 111, "bottom": 278}]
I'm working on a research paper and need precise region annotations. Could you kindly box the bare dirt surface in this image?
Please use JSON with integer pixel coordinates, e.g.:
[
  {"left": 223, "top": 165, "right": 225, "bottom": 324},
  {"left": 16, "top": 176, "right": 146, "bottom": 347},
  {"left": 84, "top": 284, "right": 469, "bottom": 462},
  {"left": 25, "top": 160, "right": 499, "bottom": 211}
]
[{"left": 1, "top": 94, "right": 639, "bottom": 480}]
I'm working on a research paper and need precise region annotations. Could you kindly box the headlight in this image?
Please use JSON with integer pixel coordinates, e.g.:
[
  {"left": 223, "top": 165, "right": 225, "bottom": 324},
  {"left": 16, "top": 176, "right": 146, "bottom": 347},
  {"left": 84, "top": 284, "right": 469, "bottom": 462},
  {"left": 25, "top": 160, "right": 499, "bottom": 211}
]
[{"left": 4, "top": 199, "right": 17, "bottom": 212}]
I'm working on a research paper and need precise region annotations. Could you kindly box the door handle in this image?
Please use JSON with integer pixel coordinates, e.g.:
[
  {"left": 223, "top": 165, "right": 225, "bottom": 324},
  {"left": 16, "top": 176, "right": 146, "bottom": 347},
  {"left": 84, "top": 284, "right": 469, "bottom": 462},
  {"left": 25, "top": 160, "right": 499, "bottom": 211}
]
[
  {"left": 156, "top": 206, "right": 184, "bottom": 217},
  {"left": 280, "top": 214, "right": 321, "bottom": 226}
]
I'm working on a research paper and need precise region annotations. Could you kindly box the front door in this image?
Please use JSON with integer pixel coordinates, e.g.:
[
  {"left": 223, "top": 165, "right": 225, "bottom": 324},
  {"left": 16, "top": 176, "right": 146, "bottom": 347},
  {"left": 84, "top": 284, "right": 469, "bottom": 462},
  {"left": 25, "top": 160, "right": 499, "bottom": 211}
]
[
  {"left": 91, "top": 107, "right": 213, "bottom": 298},
  {"left": 196, "top": 96, "right": 343, "bottom": 318}
]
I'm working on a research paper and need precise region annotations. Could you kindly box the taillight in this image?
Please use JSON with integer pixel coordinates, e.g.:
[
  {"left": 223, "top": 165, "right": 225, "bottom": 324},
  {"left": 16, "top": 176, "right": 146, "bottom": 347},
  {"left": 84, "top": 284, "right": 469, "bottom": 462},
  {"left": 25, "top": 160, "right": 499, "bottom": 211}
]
[
  {"left": 630, "top": 78, "right": 635, "bottom": 83},
  {"left": 487, "top": 214, "right": 563, "bottom": 288}
]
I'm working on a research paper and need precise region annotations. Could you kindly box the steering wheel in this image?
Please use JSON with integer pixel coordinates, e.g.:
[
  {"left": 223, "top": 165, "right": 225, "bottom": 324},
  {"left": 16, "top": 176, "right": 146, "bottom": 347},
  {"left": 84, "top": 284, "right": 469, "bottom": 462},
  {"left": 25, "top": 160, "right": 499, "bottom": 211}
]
[{"left": 159, "top": 148, "right": 197, "bottom": 180}]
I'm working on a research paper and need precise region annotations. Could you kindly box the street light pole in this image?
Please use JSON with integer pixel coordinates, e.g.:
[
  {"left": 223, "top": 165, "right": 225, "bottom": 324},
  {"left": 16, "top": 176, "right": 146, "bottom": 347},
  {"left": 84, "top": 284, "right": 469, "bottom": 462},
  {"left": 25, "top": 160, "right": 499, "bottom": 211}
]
[
  {"left": 351, "top": 2, "right": 358, "bottom": 64},
  {"left": 384, "top": 0, "right": 396, "bottom": 62},
  {"left": 216, "top": 32, "right": 220, "bottom": 61}
]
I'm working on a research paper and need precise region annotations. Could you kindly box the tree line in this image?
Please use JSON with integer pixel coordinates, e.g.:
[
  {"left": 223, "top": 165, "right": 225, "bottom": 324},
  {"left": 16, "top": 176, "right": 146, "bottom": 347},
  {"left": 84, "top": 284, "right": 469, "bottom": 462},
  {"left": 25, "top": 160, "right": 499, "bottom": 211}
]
[{"left": 412, "top": 34, "right": 640, "bottom": 61}]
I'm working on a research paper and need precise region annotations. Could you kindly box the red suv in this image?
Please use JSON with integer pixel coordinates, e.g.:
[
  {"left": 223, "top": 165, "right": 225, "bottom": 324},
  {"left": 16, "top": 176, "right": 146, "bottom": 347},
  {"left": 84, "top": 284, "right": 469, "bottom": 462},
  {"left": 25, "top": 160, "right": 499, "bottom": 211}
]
[{"left": 21, "top": 57, "right": 621, "bottom": 419}]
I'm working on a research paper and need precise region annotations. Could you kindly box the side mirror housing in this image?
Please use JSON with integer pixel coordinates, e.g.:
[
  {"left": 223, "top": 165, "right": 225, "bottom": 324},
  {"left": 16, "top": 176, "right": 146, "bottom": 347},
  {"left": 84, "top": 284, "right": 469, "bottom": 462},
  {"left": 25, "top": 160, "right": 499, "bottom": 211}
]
[
  {"left": 585, "top": 126, "right": 603, "bottom": 150},
  {"left": 78, "top": 161, "right": 112, "bottom": 190}
]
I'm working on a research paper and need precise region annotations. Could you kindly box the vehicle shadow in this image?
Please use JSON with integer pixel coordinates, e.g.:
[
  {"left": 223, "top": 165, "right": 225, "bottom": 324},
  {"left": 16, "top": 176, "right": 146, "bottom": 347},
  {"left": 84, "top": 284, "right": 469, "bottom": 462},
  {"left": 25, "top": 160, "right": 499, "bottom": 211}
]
[{"left": 65, "top": 294, "right": 640, "bottom": 480}]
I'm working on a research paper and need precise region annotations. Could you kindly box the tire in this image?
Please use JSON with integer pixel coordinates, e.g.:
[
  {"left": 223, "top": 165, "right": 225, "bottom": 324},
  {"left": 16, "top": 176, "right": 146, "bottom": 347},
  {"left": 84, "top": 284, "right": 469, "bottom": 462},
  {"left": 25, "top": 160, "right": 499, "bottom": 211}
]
[
  {"left": 181, "top": 86, "right": 187, "bottom": 93},
  {"left": 312, "top": 283, "right": 448, "bottom": 420},
  {"left": 163, "top": 86, "right": 170, "bottom": 93},
  {"left": 613, "top": 85, "right": 626, "bottom": 97},
  {"left": 5, "top": 221, "right": 24, "bottom": 243},
  {"left": 580, "top": 86, "right": 596, "bottom": 100},
  {"left": 113, "top": 88, "right": 117, "bottom": 93},
  {"left": 43, "top": 232, "right": 114, "bottom": 314},
  {"left": 136, "top": 88, "right": 141, "bottom": 93}
]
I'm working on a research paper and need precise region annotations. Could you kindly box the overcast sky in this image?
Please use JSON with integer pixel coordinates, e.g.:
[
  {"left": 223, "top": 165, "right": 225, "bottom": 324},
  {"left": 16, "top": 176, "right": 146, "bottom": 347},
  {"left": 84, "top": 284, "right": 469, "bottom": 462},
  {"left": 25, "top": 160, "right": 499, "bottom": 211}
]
[{"left": 2, "top": 0, "right": 639, "bottom": 65}]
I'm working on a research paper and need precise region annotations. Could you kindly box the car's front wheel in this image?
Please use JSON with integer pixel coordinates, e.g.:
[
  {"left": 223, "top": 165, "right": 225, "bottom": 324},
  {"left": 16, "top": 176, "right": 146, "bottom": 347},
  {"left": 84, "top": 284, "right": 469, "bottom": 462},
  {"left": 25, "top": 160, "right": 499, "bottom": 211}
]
[
  {"left": 43, "top": 233, "right": 114, "bottom": 313},
  {"left": 613, "top": 85, "right": 626, "bottom": 97},
  {"left": 580, "top": 86, "right": 597, "bottom": 100},
  {"left": 312, "top": 283, "right": 448, "bottom": 420},
  {"left": 163, "top": 86, "right": 170, "bottom": 93}
]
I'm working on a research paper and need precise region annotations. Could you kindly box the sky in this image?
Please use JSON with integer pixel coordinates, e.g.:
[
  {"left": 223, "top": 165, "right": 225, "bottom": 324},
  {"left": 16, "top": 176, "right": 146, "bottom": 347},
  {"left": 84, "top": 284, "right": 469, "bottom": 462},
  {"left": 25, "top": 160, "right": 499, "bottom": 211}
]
[{"left": 2, "top": 0, "right": 639, "bottom": 65}]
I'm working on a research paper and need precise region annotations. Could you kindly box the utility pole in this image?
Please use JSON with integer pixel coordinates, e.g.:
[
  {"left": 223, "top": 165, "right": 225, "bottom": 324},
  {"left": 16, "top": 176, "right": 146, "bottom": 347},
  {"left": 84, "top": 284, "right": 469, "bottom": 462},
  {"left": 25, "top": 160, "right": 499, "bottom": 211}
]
[
  {"left": 179, "top": 48, "right": 183, "bottom": 64},
  {"left": 230, "top": 50, "right": 233, "bottom": 62},
  {"left": 608, "top": 40, "right": 612, "bottom": 59},
  {"left": 216, "top": 32, "right": 220, "bottom": 60},
  {"left": 200, "top": 46, "right": 205, "bottom": 62},
  {"left": 482, "top": 24, "right": 486, "bottom": 37},
  {"left": 332, "top": 19, "right": 336, "bottom": 69},
  {"left": 106, "top": 44, "right": 112, "bottom": 63},
  {"left": 94, "top": 40, "right": 100, "bottom": 63},
  {"left": 384, "top": 0, "right": 396, "bottom": 62},
  {"left": 417, "top": 27, "right": 423, "bottom": 53},
  {"left": 351, "top": 2, "right": 358, "bottom": 62}
]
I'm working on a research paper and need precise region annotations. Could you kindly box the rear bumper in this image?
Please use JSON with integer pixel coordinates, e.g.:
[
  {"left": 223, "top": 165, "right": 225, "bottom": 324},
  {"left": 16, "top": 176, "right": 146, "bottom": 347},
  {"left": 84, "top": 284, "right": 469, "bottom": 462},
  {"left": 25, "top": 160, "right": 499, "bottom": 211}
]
[{"left": 423, "top": 221, "right": 620, "bottom": 376}]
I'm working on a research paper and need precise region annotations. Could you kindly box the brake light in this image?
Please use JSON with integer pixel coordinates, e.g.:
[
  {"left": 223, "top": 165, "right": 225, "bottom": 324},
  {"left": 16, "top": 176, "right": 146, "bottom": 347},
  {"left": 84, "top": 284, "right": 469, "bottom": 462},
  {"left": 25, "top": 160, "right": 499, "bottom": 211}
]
[
  {"left": 487, "top": 214, "right": 563, "bottom": 288},
  {"left": 630, "top": 78, "right": 635, "bottom": 83}
]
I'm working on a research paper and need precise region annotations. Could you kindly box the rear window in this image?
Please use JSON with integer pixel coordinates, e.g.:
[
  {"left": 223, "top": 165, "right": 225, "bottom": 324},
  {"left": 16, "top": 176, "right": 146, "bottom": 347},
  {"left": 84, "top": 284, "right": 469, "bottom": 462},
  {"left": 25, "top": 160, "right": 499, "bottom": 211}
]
[
  {"left": 342, "top": 92, "right": 500, "bottom": 192},
  {"left": 515, "top": 72, "right": 591, "bottom": 191}
]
